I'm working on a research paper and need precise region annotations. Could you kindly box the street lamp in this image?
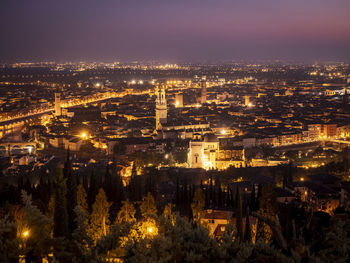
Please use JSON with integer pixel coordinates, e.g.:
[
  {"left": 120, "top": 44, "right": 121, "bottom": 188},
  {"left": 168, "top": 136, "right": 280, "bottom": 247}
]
[
  {"left": 22, "top": 230, "right": 29, "bottom": 238},
  {"left": 81, "top": 132, "right": 87, "bottom": 140}
]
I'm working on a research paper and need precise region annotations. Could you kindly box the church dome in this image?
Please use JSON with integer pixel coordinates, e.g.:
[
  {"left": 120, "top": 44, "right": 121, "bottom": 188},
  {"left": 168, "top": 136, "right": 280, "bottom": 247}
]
[{"left": 203, "top": 133, "right": 218, "bottom": 142}]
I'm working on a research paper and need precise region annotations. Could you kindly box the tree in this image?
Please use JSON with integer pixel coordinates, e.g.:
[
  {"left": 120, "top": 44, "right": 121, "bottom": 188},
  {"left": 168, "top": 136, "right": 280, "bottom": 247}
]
[
  {"left": 163, "top": 203, "right": 175, "bottom": 223},
  {"left": 46, "top": 194, "right": 55, "bottom": 234},
  {"left": 124, "top": 217, "right": 220, "bottom": 263},
  {"left": 250, "top": 184, "right": 256, "bottom": 212},
  {"left": 0, "top": 214, "right": 19, "bottom": 263},
  {"left": 88, "top": 188, "right": 111, "bottom": 244},
  {"left": 64, "top": 150, "right": 77, "bottom": 236},
  {"left": 255, "top": 185, "right": 276, "bottom": 243},
  {"left": 53, "top": 168, "right": 69, "bottom": 239},
  {"left": 71, "top": 205, "right": 93, "bottom": 262},
  {"left": 116, "top": 200, "right": 136, "bottom": 224},
  {"left": 140, "top": 192, "right": 157, "bottom": 219},
  {"left": 236, "top": 190, "right": 243, "bottom": 240},
  {"left": 88, "top": 169, "right": 98, "bottom": 211},
  {"left": 317, "top": 220, "right": 350, "bottom": 263},
  {"left": 21, "top": 191, "right": 53, "bottom": 262},
  {"left": 191, "top": 188, "right": 205, "bottom": 222},
  {"left": 77, "top": 184, "right": 88, "bottom": 214},
  {"left": 244, "top": 208, "right": 252, "bottom": 243}
]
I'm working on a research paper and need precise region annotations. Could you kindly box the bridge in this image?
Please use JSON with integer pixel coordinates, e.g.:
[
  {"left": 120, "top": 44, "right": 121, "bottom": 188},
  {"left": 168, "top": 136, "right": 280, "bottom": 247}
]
[
  {"left": 0, "top": 115, "right": 48, "bottom": 139},
  {"left": 0, "top": 91, "right": 122, "bottom": 125},
  {"left": 329, "top": 139, "right": 350, "bottom": 145},
  {"left": 0, "top": 141, "right": 36, "bottom": 157}
]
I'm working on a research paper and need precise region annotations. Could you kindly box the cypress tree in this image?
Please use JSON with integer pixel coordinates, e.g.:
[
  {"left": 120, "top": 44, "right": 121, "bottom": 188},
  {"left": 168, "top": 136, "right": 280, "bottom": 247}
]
[
  {"left": 140, "top": 192, "right": 157, "bottom": 219},
  {"left": 236, "top": 190, "right": 243, "bottom": 240},
  {"left": 71, "top": 206, "right": 93, "bottom": 261},
  {"left": 235, "top": 187, "right": 239, "bottom": 209},
  {"left": 216, "top": 177, "right": 222, "bottom": 208},
  {"left": 88, "top": 169, "right": 98, "bottom": 211},
  {"left": 82, "top": 174, "right": 89, "bottom": 192},
  {"left": 175, "top": 176, "right": 180, "bottom": 206},
  {"left": 77, "top": 184, "right": 88, "bottom": 214},
  {"left": 115, "top": 199, "right": 136, "bottom": 224},
  {"left": 230, "top": 187, "right": 235, "bottom": 210},
  {"left": 191, "top": 188, "right": 205, "bottom": 222},
  {"left": 102, "top": 163, "right": 111, "bottom": 199},
  {"left": 23, "top": 178, "right": 32, "bottom": 196},
  {"left": 64, "top": 150, "right": 77, "bottom": 236},
  {"left": 256, "top": 184, "right": 262, "bottom": 211},
  {"left": 53, "top": 168, "right": 69, "bottom": 239},
  {"left": 244, "top": 208, "right": 252, "bottom": 243},
  {"left": 115, "top": 172, "right": 125, "bottom": 205},
  {"left": 209, "top": 177, "right": 213, "bottom": 207},
  {"left": 88, "top": 188, "right": 111, "bottom": 244},
  {"left": 250, "top": 184, "right": 256, "bottom": 212}
]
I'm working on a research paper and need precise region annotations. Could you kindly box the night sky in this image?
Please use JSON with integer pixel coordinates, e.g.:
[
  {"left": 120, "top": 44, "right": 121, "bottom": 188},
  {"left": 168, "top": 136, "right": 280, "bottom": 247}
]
[{"left": 1, "top": 0, "right": 350, "bottom": 63}]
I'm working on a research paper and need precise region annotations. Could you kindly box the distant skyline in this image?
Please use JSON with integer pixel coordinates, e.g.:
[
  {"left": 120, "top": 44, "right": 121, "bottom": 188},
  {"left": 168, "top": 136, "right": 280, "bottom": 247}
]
[{"left": 1, "top": 0, "right": 350, "bottom": 63}]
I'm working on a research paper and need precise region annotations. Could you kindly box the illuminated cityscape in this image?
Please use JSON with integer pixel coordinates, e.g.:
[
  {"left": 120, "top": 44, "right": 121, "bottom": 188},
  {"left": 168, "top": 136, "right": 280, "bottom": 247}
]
[{"left": 1, "top": 0, "right": 350, "bottom": 262}]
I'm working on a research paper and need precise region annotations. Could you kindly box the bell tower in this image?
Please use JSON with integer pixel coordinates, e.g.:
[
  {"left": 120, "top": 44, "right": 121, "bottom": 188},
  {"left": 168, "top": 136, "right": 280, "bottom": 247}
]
[
  {"left": 155, "top": 84, "right": 167, "bottom": 130},
  {"left": 54, "top": 92, "right": 61, "bottom": 116},
  {"left": 200, "top": 76, "right": 207, "bottom": 104}
]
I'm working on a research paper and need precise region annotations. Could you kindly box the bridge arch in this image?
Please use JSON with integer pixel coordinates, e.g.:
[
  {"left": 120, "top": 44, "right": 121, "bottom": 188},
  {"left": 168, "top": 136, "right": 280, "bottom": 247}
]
[{"left": 11, "top": 145, "right": 21, "bottom": 155}]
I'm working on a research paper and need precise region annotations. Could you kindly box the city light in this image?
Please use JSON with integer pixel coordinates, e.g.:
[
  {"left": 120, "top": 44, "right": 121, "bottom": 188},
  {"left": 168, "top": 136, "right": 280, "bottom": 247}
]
[
  {"left": 221, "top": 130, "right": 226, "bottom": 135},
  {"left": 81, "top": 132, "right": 88, "bottom": 140},
  {"left": 22, "top": 230, "right": 29, "bottom": 238}
]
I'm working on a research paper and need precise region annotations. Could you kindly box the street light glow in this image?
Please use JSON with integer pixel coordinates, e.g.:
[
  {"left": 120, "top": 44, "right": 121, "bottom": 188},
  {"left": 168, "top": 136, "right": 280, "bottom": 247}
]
[
  {"left": 81, "top": 132, "right": 87, "bottom": 139},
  {"left": 23, "top": 230, "right": 29, "bottom": 238}
]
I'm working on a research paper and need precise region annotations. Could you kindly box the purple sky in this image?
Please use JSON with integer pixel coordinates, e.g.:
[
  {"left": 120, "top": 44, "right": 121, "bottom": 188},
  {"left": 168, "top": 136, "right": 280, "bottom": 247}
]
[{"left": 1, "top": 0, "right": 350, "bottom": 63}]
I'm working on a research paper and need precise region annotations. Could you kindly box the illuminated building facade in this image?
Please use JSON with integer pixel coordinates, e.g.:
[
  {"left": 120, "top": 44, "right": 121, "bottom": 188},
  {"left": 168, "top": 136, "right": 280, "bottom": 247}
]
[
  {"left": 189, "top": 133, "right": 219, "bottom": 170},
  {"left": 307, "top": 123, "right": 337, "bottom": 140}
]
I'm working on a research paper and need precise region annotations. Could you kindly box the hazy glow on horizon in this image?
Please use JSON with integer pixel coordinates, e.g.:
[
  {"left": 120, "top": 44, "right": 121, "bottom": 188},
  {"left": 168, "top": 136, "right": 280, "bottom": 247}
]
[{"left": 1, "top": 0, "right": 350, "bottom": 62}]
